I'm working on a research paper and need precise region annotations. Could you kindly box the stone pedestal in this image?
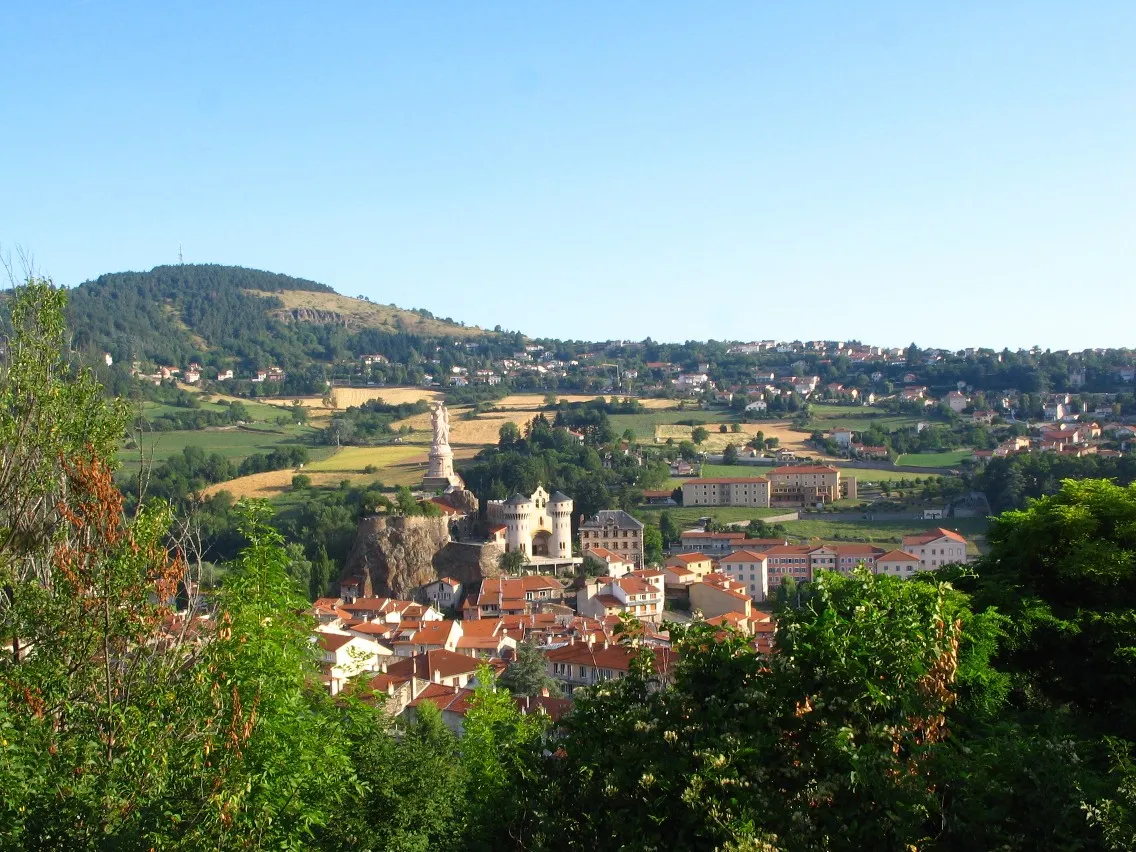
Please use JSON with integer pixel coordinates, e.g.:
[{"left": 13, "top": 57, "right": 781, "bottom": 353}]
[{"left": 423, "top": 445, "right": 463, "bottom": 492}]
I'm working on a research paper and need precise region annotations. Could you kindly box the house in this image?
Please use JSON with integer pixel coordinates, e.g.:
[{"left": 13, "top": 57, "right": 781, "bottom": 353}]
[
  {"left": 718, "top": 550, "right": 770, "bottom": 601},
  {"left": 876, "top": 549, "right": 924, "bottom": 577},
  {"left": 316, "top": 630, "right": 389, "bottom": 695},
  {"left": 463, "top": 576, "right": 565, "bottom": 620},
  {"left": 669, "top": 460, "right": 696, "bottom": 477},
  {"left": 858, "top": 445, "right": 889, "bottom": 460},
  {"left": 183, "top": 368, "right": 201, "bottom": 384},
  {"left": 579, "top": 510, "right": 645, "bottom": 569},
  {"left": 745, "top": 399, "right": 768, "bottom": 413},
  {"left": 421, "top": 577, "right": 463, "bottom": 611},
  {"left": 946, "top": 391, "right": 968, "bottom": 413},
  {"left": 640, "top": 489, "right": 677, "bottom": 506},
  {"left": 583, "top": 546, "right": 635, "bottom": 578},
  {"left": 675, "top": 373, "right": 709, "bottom": 389},
  {"left": 389, "top": 619, "right": 463, "bottom": 657},
  {"left": 215, "top": 369, "right": 234, "bottom": 381},
  {"left": 1043, "top": 402, "right": 1067, "bottom": 421},
  {"left": 681, "top": 476, "right": 770, "bottom": 508},
  {"left": 678, "top": 530, "right": 747, "bottom": 555},
  {"left": 831, "top": 428, "right": 854, "bottom": 449},
  {"left": 901, "top": 528, "right": 969, "bottom": 569},
  {"left": 689, "top": 573, "right": 753, "bottom": 620},
  {"left": 577, "top": 574, "right": 664, "bottom": 623},
  {"left": 663, "top": 552, "right": 715, "bottom": 586},
  {"left": 387, "top": 649, "right": 484, "bottom": 690},
  {"left": 544, "top": 640, "right": 679, "bottom": 696}
]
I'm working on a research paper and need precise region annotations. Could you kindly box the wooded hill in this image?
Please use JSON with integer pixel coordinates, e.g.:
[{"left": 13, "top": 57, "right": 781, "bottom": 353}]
[{"left": 65, "top": 264, "right": 491, "bottom": 372}]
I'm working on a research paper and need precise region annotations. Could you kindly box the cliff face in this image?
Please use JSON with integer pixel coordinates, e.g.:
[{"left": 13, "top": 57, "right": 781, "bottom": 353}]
[
  {"left": 343, "top": 515, "right": 451, "bottom": 598},
  {"left": 433, "top": 541, "right": 504, "bottom": 588}
]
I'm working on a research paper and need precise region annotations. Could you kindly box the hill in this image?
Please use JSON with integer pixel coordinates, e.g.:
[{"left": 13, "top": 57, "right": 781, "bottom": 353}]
[{"left": 66, "top": 264, "right": 489, "bottom": 372}]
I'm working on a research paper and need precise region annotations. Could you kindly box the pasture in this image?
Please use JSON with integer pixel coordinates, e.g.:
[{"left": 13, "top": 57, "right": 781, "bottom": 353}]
[
  {"left": 117, "top": 424, "right": 326, "bottom": 475},
  {"left": 895, "top": 450, "right": 974, "bottom": 467},
  {"left": 779, "top": 516, "right": 987, "bottom": 555},
  {"left": 807, "top": 403, "right": 924, "bottom": 432}
]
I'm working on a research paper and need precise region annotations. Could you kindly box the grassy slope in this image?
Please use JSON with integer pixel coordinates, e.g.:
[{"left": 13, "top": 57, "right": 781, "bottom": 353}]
[{"left": 254, "top": 289, "right": 488, "bottom": 338}]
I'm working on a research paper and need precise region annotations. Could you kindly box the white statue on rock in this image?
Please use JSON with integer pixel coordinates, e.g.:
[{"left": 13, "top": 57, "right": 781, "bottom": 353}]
[{"left": 423, "top": 401, "right": 463, "bottom": 491}]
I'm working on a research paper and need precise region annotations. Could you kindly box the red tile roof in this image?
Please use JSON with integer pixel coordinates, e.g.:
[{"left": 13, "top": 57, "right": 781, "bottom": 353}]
[
  {"left": 771, "top": 465, "right": 839, "bottom": 475},
  {"left": 902, "top": 527, "right": 967, "bottom": 546},
  {"left": 685, "top": 477, "right": 769, "bottom": 485},
  {"left": 667, "top": 552, "right": 712, "bottom": 564},
  {"left": 720, "top": 549, "right": 770, "bottom": 563},
  {"left": 878, "top": 549, "right": 921, "bottom": 562},
  {"left": 386, "top": 649, "right": 482, "bottom": 681}
]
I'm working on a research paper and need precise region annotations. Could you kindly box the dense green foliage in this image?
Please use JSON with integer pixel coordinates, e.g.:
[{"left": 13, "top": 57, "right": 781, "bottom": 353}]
[
  {"left": 974, "top": 451, "right": 1136, "bottom": 513},
  {"left": 462, "top": 412, "right": 669, "bottom": 521}
]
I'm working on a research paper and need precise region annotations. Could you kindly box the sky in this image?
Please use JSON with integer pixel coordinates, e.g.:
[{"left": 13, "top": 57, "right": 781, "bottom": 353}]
[{"left": 1, "top": 1, "right": 1133, "bottom": 351}]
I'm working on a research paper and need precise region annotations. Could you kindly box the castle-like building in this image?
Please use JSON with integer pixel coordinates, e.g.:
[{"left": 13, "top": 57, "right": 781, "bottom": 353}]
[{"left": 486, "top": 486, "right": 581, "bottom": 575}]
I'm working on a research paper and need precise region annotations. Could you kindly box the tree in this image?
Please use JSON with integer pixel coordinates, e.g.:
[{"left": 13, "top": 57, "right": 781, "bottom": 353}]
[
  {"left": 719, "top": 424, "right": 728, "bottom": 433},
  {"left": 499, "top": 641, "right": 563, "bottom": 697},
  {"left": 643, "top": 525, "right": 664, "bottom": 565},
  {"left": 966, "top": 479, "right": 1136, "bottom": 739},
  {"left": 722, "top": 444, "right": 738, "bottom": 465},
  {"left": 499, "top": 549, "right": 527, "bottom": 575},
  {"left": 730, "top": 422, "right": 742, "bottom": 433},
  {"left": 659, "top": 511, "right": 679, "bottom": 547},
  {"left": 499, "top": 421, "right": 521, "bottom": 446},
  {"left": 292, "top": 473, "right": 312, "bottom": 490},
  {"left": 692, "top": 426, "right": 710, "bottom": 444}
]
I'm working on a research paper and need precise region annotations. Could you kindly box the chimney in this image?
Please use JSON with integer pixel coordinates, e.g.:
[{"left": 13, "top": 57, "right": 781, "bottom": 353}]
[{"left": 433, "top": 669, "right": 442, "bottom": 683}]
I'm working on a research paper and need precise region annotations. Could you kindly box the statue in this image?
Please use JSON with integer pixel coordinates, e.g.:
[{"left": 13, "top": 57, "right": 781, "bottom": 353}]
[
  {"left": 423, "top": 401, "right": 463, "bottom": 490},
  {"left": 431, "top": 401, "right": 450, "bottom": 447}
]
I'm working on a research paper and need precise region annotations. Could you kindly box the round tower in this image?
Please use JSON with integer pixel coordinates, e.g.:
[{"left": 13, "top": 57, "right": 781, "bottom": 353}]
[{"left": 548, "top": 490, "right": 573, "bottom": 558}]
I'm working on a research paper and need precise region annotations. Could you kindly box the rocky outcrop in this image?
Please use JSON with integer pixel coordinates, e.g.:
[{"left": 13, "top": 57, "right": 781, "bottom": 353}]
[
  {"left": 273, "top": 307, "right": 347, "bottom": 326},
  {"left": 343, "top": 515, "right": 451, "bottom": 598},
  {"left": 432, "top": 541, "right": 503, "bottom": 588}
]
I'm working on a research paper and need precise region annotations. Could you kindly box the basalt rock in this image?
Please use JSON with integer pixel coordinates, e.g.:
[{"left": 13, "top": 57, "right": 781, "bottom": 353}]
[{"left": 343, "top": 514, "right": 451, "bottom": 599}]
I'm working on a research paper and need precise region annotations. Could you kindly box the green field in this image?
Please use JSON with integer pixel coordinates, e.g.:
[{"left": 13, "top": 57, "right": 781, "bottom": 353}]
[
  {"left": 895, "top": 450, "right": 973, "bottom": 467},
  {"left": 117, "top": 425, "right": 328, "bottom": 475},
  {"left": 637, "top": 505, "right": 791, "bottom": 531},
  {"left": 138, "top": 396, "right": 293, "bottom": 423},
  {"left": 807, "top": 403, "right": 923, "bottom": 432},
  {"left": 779, "top": 516, "right": 988, "bottom": 555},
  {"left": 839, "top": 466, "right": 955, "bottom": 483},
  {"left": 609, "top": 410, "right": 723, "bottom": 442}
]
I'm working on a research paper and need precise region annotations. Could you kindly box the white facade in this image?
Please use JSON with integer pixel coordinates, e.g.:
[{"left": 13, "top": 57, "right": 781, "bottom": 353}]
[{"left": 486, "top": 486, "right": 573, "bottom": 560}]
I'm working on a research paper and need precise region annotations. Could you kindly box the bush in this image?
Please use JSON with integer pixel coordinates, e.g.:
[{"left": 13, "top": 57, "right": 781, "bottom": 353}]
[{"left": 291, "top": 474, "right": 312, "bottom": 490}]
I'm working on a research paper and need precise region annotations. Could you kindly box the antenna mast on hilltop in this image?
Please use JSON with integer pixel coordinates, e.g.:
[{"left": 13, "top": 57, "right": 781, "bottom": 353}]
[{"left": 178, "top": 244, "right": 184, "bottom": 265}]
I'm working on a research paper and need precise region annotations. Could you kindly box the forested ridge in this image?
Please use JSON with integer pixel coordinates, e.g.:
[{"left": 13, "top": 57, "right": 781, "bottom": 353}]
[{"left": 63, "top": 264, "right": 482, "bottom": 377}]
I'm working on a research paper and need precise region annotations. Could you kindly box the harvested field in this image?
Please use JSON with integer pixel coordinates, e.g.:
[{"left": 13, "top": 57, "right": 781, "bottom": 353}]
[
  {"left": 332, "top": 386, "right": 441, "bottom": 409},
  {"left": 493, "top": 394, "right": 679, "bottom": 410},
  {"left": 654, "top": 421, "right": 830, "bottom": 457}
]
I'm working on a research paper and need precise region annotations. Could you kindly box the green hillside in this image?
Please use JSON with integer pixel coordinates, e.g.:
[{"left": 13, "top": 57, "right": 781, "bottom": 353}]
[{"left": 66, "top": 264, "right": 487, "bottom": 373}]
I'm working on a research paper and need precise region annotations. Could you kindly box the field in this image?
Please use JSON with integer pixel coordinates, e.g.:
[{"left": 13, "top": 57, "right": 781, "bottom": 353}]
[
  {"left": 637, "top": 505, "right": 791, "bottom": 530},
  {"left": 495, "top": 394, "right": 678, "bottom": 411},
  {"left": 779, "top": 516, "right": 988, "bottom": 555},
  {"left": 141, "top": 395, "right": 290, "bottom": 423},
  {"left": 807, "top": 403, "right": 924, "bottom": 432},
  {"left": 895, "top": 450, "right": 974, "bottom": 467},
  {"left": 654, "top": 421, "right": 830, "bottom": 457},
  {"left": 118, "top": 425, "right": 327, "bottom": 475}
]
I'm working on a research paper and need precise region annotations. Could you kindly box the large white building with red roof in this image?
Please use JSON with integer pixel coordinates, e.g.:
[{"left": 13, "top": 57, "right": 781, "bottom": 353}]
[{"left": 901, "top": 528, "right": 969, "bottom": 569}]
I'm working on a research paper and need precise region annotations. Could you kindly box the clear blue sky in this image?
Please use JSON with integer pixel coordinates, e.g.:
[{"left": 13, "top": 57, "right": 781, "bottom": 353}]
[{"left": 2, "top": 2, "right": 1133, "bottom": 351}]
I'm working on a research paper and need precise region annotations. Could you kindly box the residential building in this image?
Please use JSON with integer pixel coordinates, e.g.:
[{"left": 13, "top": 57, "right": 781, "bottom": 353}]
[
  {"left": 316, "top": 630, "right": 389, "bottom": 694},
  {"left": 463, "top": 576, "right": 565, "bottom": 620},
  {"left": 718, "top": 550, "right": 770, "bottom": 601},
  {"left": 582, "top": 546, "right": 635, "bottom": 578},
  {"left": 663, "top": 552, "right": 715, "bottom": 585},
  {"left": 421, "top": 577, "right": 463, "bottom": 610},
  {"left": 901, "top": 528, "right": 969, "bottom": 568},
  {"left": 768, "top": 465, "right": 843, "bottom": 505},
  {"left": 577, "top": 573, "right": 664, "bottom": 623},
  {"left": 689, "top": 573, "right": 753, "bottom": 620},
  {"left": 831, "top": 428, "right": 854, "bottom": 449},
  {"left": 876, "top": 549, "right": 923, "bottom": 577},
  {"left": 681, "top": 476, "right": 771, "bottom": 508},
  {"left": 579, "top": 509, "right": 645, "bottom": 568},
  {"left": 678, "top": 530, "right": 747, "bottom": 555},
  {"left": 544, "top": 640, "right": 679, "bottom": 696},
  {"left": 946, "top": 391, "right": 968, "bottom": 413}
]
